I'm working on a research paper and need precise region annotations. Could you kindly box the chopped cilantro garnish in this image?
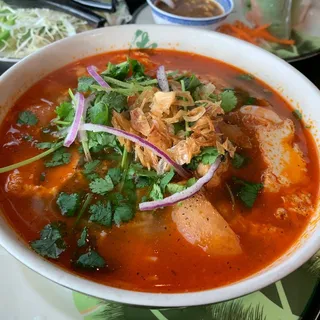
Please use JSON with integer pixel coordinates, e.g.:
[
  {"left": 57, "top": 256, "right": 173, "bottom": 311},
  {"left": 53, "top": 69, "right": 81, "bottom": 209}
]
[
  {"left": 89, "top": 201, "right": 113, "bottom": 227},
  {"left": 99, "top": 91, "right": 127, "bottom": 113},
  {"left": 167, "top": 183, "right": 186, "bottom": 194},
  {"left": 220, "top": 90, "right": 238, "bottom": 112},
  {"left": 84, "top": 160, "right": 101, "bottom": 176},
  {"left": 292, "top": 109, "right": 303, "bottom": 120},
  {"left": 56, "top": 192, "right": 81, "bottom": 217},
  {"left": 74, "top": 193, "right": 93, "bottom": 226},
  {"left": 87, "top": 131, "right": 120, "bottom": 153},
  {"left": 17, "top": 111, "right": 38, "bottom": 126},
  {"left": 77, "top": 227, "right": 88, "bottom": 247},
  {"left": 232, "top": 153, "right": 248, "bottom": 169},
  {"left": 237, "top": 73, "right": 254, "bottom": 81},
  {"left": 89, "top": 175, "right": 114, "bottom": 195},
  {"left": 159, "top": 169, "right": 175, "bottom": 191},
  {"left": 136, "top": 176, "right": 151, "bottom": 188},
  {"left": 103, "top": 61, "right": 130, "bottom": 81},
  {"left": 188, "top": 147, "right": 220, "bottom": 170},
  {"left": 233, "top": 177, "right": 263, "bottom": 208},
  {"left": 114, "top": 204, "right": 134, "bottom": 226},
  {"left": 150, "top": 184, "right": 163, "bottom": 201},
  {"left": 130, "top": 58, "right": 146, "bottom": 78},
  {"left": 186, "top": 177, "right": 197, "bottom": 187},
  {"left": 108, "top": 167, "right": 121, "bottom": 185},
  {"left": 45, "top": 148, "right": 71, "bottom": 167},
  {"left": 181, "top": 74, "right": 202, "bottom": 93},
  {"left": 77, "top": 76, "right": 95, "bottom": 92},
  {"left": 88, "top": 100, "right": 109, "bottom": 125},
  {"left": 30, "top": 222, "right": 66, "bottom": 259},
  {"left": 166, "top": 177, "right": 197, "bottom": 195},
  {"left": 76, "top": 250, "right": 106, "bottom": 269},
  {"left": 55, "top": 101, "right": 74, "bottom": 122}
]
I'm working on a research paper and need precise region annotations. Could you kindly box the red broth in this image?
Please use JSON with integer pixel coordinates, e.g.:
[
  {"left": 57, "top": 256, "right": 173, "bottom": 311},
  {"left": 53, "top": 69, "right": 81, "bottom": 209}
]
[{"left": 0, "top": 50, "right": 318, "bottom": 292}]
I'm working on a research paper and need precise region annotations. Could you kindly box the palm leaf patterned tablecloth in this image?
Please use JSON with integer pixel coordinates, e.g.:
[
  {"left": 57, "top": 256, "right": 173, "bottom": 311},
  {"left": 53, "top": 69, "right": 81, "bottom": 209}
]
[{"left": 72, "top": 267, "right": 319, "bottom": 320}]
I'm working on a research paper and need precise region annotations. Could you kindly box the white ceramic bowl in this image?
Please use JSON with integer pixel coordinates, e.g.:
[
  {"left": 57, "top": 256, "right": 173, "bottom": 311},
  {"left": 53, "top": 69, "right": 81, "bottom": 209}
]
[
  {"left": 146, "top": 0, "right": 233, "bottom": 30},
  {"left": 0, "top": 25, "right": 319, "bottom": 307}
]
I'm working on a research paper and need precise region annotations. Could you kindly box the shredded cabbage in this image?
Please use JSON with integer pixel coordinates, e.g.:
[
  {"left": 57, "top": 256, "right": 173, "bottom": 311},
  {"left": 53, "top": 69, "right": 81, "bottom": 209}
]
[{"left": 0, "top": 1, "right": 92, "bottom": 59}]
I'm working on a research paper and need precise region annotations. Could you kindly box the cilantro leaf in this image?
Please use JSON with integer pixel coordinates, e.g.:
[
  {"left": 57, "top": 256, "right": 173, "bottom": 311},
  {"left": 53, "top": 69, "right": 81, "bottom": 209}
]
[
  {"left": 182, "top": 74, "right": 202, "bottom": 93},
  {"left": 45, "top": 148, "right": 71, "bottom": 167},
  {"left": 186, "top": 177, "right": 197, "bottom": 187},
  {"left": 17, "top": 111, "right": 38, "bottom": 126},
  {"left": 188, "top": 147, "right": 219, "bottom": 170},
  {"left": 55, "top": 101, "right": 74, "bottom": 122},
  {"left": 167, "top": 177, "right": 197, "bottom": 194},
  {"left": 30, "top": 222, "right": 66, "bottom": 259},
  {"left": 89, "top": 201, "right": 112, "bottom": 227},
  {"left": 83, "top": 160, "right": 101, "bottom": 181},
  {"left": 89, "top": 175, "right": 114, "bottom": 195},
  {"left": 103, "top": 61, "right": 130, "bottom": 80},
  {"left": 99, "top": 91, "right": 127, "bottom": 113},
  {"left": 220, "top": 90, "right": 238, "bottom": 112},
  {"left": 89, "top": 201, "right": 113, "bottom": 227},
  {"left": 232, "top": 153, "right": 248, "bottom": 169},
  {"left": 84, "top": 160, "right": 101, "bottom": 175},
  {"left": 201, "top": 147, "right": 220, "bottom": 165},
  {"left": 237, "top": 73, "right": 254, "bottom": 81},
  {"left": 150, "top": 184, "right": 163, "bottom": 201},
  {"left": 136, "top": 176, "right": 152, "bottom": 188},
  {"left": 108, "top": 167, "right": 121, "bottom": 185},
  {"left": 56, "top": 192, "right": 81, "bottom": 217},
  {"left": 167, "top": 183, "right": 186, "bottom": 194},
  {"left": 233, "top": 177, "right": 263, "bottom": 208},
  {"left": 292, "top": 109, "right": 303, "bottom": 120},
  {"left": 88, "top": 101, "right": 109, "bottom": 125},
  {"left": 87, "top": 131, "right": 121, "bottom": 153},
  {"left": 77, "top": 227, "right": 88, "bottom": 247},
  {"left": 77, "top": 76, "right": 95, "bottom": 92},
  {"left": 113, "top": 204, "right": 134, "bottom": 226},
  {"left": 159, "top": 169, "right": 175, "bottom": 191},
  {"left": 76, "top": 250, "right": 106, "bottom": 269}
]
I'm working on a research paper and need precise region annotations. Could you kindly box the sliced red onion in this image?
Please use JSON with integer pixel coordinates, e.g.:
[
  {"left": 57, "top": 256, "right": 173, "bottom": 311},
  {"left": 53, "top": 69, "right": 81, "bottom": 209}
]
[
  {"left": 81, "top": 123, "right": 190, "bottom": 179},
  {"left": 64, "top": 93, "right": 85, "bottom": 148},
  {"left": 139, "top": 157, "right": 221, "bottom": 211},
  {"left": 78, "top": 94, "right": 95, "bottom": 162},
  {"left": 87, "top": 65, "right": 110, "bottom": 88},
  {"left": 157, "top": 65, "right": 169, "bottom": 92}
]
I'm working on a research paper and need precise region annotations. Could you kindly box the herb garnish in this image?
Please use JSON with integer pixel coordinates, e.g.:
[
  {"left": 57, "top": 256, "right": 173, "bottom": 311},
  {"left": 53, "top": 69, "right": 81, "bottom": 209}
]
[
  {"left": 30, "top": 222, "right": 66, "bottom": 259},
  {"left": 17, "top": 111, "right": 38, "bottom": 126},
  {"left": 233, "top": 177, "right": 263, "bottom": 208}
]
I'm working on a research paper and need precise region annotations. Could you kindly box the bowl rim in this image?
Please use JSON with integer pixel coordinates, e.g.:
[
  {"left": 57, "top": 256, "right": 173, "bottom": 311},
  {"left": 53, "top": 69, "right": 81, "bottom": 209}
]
[
  {"left": 146, "top": 0, "right": 234, "bottom": 22},
  {"left": 0, "top": 24, "right": 319, "bottom": 307}
]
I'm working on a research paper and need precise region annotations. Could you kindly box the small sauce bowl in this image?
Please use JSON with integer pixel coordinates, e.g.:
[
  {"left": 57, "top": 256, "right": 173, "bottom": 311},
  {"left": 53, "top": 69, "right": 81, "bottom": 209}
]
[{"left": 146, "top": 0, "right": 234, "bottom": 30}]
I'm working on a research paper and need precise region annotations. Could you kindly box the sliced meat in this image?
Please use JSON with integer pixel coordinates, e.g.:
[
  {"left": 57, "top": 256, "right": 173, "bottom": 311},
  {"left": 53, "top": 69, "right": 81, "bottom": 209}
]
[
  {"left": 218, "top": 122, "right": 252, "bottom": 148},
  {"left": 197, "top": 158, "right": 229, "bottom": 189},
  {"left": 172, "top": 193, "right": 242, "bottom": 256},
  {"left": 240, "top": 106, "right": 307, "bottom": 192},
  {"left": 5, "top": 149, "right": 80, "bottom": 197}
]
